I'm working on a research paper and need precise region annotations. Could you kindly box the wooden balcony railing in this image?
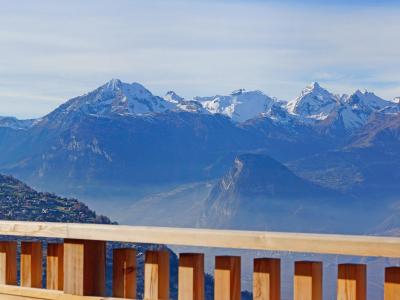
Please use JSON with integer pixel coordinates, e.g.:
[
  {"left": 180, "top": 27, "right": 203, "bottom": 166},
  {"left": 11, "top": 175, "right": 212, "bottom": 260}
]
[{"left": 0, "top": 220, "right": 399, "bottom": 299}]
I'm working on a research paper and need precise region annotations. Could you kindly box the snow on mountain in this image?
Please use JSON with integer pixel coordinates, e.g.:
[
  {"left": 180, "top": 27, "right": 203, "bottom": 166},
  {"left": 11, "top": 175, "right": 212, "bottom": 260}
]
[
  {"left": 49, "top": 79, "right": 176, "bottom": 119},
  {"left": 164, "top": 91, "right": 184, "bottom": 104},
  {"left": 164, "top": 91, "right": 208, "bottom": 113},
  {"left": 345, "top": 90, "right": 392, "bottom": 110},
  {"left": 194, "top": 89, "right": 276, "bottom": 122},
  {"left": 286, "top": 82, "right": 340, "bottom": 121},
  {"left": 4, "top": 79, "right": 398, "bottom": 130},
  {"left": 338, "top": 90, "right": 397, "bottom": 129}
]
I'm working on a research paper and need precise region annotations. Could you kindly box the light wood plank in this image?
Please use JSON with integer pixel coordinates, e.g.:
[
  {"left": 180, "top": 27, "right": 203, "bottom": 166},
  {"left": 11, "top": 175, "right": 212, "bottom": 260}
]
[
  {"left": 215, "top": 256, "right": 241, "bottom": 300},
  {"left": 385, "top": 267, "right": 400, "bottom": 300},
  {"left": 294, "top": 261, "right": 322, "bottom": 300},
  {"left": 20, "top": 242, "right": 42, "bottom": 288},
  {"left": 47, "top": 243, "right": 63, "bottom": 291},
  {"left": 112, "top": 248, "right": 136, "bottom": 299},
  {"left": 178, "top": 253, "right": 204, "bottom": 300},
  {"left": 63, "top": 239, "right": 84, "bottom": 295},
  {"left": 337, "top": 264, "right": 366, "bottom": 300},
  {"left": 63, "top": 239, "right": 106, "bottom": 297},
  {"left": 144, "top": 250, "right": 169, "bottom": 300},
  {"left": 0, "top": 242, "right": 17, "bottom": 285},
  {"left": 253, "top": 258, "right": 280, "bottom": 300},
  {"left": 0, "top": 284, "right": 126, "bottom": 299},
  {"left": 0, "top": 221, "right": 399, "bottom": 258}
]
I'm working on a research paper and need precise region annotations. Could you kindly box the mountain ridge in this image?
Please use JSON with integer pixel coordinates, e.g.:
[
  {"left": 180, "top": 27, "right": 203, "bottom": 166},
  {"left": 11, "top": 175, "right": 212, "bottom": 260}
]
[{"left": 2, "top": 79, "right": 397, "bottom": 128}]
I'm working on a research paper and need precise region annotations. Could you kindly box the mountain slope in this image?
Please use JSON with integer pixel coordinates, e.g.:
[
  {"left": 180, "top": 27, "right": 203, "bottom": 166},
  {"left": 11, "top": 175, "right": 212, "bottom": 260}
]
[
  {"left": 0, "top": 174, "right": 111, "bottom": 223},
  {"left": 288, "top": 113, "right": 400, "bottom": 196}
]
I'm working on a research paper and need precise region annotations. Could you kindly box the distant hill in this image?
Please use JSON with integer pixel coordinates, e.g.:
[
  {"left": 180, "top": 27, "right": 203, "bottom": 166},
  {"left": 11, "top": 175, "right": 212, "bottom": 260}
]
[{"left": 200, "top": 154, "right": 383, "bottom": 234}]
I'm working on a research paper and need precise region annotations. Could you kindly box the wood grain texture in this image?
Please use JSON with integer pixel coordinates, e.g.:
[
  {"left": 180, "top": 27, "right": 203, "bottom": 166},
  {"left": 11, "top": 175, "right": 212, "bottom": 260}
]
[
  {"left": 294, "top": 261, "right": 322, "bottom": 300},
  {"left": 0, "top": 241, "right": 17, "bottom": 286},
  {"left": 63, "top": 239, "right": 106, "bottom": 296},
  {"left": 385, "top": 267, "right": 400, "bottom": 300},
  {"left": 0, "top": 221, "right": 399, "bottom": 257},
  {"left": 144, "top": 250, "right": 169, "bottom": 300},
  {"left": 0, "top": 284, "right": 125, "bottom": 299},
  {"left": 112, "top": 248, "right": 136, "bottom": 299},
  {"left": 47, "top": 243, "right": 64, "bottom": 291},
  {"left": 63, "top": 239, "right": 84, "bottom": 295},
  {"left": 215, "top": 256, "right": 241, "bottom": 300},
  {"left": 178, "top": 253, "right": 204, "bottom": 300},
  {"left": 20, "top": 241, "right": 42, "bottom": 288},
  {"left": 253, "top": 258, "right": 280, "bottom": 300},
  {"left": 337, "top": 264, "right": 366, "bottom": 300}
]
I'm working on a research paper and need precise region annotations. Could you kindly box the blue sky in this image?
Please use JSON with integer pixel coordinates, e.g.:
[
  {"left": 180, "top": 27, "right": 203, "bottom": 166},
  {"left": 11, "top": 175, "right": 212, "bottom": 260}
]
[{"left": 0, "top": 0, "right": 399, "bottom": 118}]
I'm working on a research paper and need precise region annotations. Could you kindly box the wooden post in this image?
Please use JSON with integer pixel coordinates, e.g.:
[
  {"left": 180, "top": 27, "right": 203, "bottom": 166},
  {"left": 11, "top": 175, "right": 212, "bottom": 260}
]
[
  {"left": 178, "top": 253, "right": 204, "bottom": 300},
  {"left": 21, "top": 241, "right": 42, "bottom": 288},
  {"left": 0, "top": 241, "right": 17, "bottom": 285},
  {"left": 253, "top": 258, "right": 280, "bottom": 300},
  {"left": 63, "top": 239, "right": 106, "bottom": 296},
  {"left": 337, "top": 264, "right": 366, "bottom": 300},
  {"left": 47, "top": 243, "right": 64, "bottom": 290},
  {"left": 214, "top": 256, "right": 241, "bottom": 300},
  {"left": 113, "top": 248, "right": 136, "bottom": 299},
  {"left": 294, "top": 261, "right": 322, "bottom": 300},
  {"left": 385, "top": 267, "right": 400, "bottom": 300},
  {"left": 144, "top": 250, "right": 170, "bottom": 300}
]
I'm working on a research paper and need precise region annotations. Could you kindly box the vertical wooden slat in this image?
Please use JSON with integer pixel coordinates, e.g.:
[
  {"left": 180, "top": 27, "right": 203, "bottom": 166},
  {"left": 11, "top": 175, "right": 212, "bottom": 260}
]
[
  {"left": 178, "top": 253, "right": 204, "bottom": 300},
  {"left": 21, "top": 241, "right": 42, "bottom": 288},
  {"left": 47, "top": 243, "right": 64, "bottom": 290},
  {"left": 63, "top": 239, "right": 84, "bottom": 295},
  {"left": 63, "top": 239, "right": 106, "bottom": 296},
  {"left": 113, "top": 248, "right": 136, "bottom": 299},
  {"left": 337, "top": 264, "right": 366, "bottom": 300},
  {"left": 253, "top": 258, "right": 280, "bottom": 300},
  {"left": 144, "top": 250, "right": 170, "bottom": 300},
  {"left": 214, "top": 256, "right": 241, "bottom": 300},
  {"left": 385, "top": 267, "right": 400, "bottom": 300},
  {"left": 294, "top": 261, "right": 322, "bottom": 300},
  {"left": 0, "top": 241, "right": 17, "bottom": 285}
]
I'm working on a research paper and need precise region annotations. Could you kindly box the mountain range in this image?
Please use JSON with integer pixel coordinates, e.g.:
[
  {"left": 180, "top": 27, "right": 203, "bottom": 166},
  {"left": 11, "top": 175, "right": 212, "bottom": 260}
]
[{"left": 0, "top": 79, "right": 399, "bottom": 234}]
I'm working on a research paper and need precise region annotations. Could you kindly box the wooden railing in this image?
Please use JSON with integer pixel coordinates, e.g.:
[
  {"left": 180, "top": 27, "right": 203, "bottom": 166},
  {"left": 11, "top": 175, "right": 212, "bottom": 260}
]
[{"left": 0, "top": 221, "right": 399, "bottom": 299}]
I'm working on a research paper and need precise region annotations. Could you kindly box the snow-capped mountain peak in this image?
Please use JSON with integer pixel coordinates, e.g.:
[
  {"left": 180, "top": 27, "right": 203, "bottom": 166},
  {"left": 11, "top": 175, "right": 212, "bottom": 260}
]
[
  {"left": 346, "top": 90, "right": 392, "bottom": 110},
  {"left": 47, "top": 79, "right": 176, "bottom": 120},
  {"left": 286, "top": 82, "right": 340, "bottom": 120},
  {"left": 164, "top": 91, "right": 184, "bottom": 103},
  {"left": 195, "top": 89, "right": 276, "bottom": 122}
]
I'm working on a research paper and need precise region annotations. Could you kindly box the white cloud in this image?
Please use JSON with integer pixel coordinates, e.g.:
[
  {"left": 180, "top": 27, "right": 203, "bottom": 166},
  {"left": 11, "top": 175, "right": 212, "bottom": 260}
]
[{"left": 0, "top": 0, "right": 399, "bottom": 118}]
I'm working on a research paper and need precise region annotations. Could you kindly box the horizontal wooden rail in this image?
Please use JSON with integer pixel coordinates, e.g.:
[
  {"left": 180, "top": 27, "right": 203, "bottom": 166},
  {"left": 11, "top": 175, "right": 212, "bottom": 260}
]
[
  {"left": 0, "top": 221, "right": 399, "bottom": 258},
  {"left": 0, "top": 285, "right": 117, "bottom": 299},
  {"left": 0, "top": 221, "right": 400, "bottom": 300}
]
